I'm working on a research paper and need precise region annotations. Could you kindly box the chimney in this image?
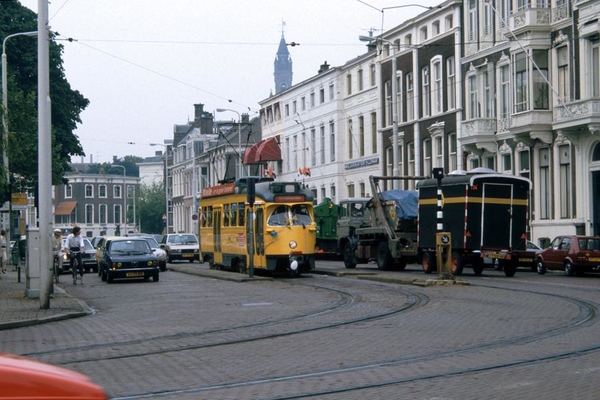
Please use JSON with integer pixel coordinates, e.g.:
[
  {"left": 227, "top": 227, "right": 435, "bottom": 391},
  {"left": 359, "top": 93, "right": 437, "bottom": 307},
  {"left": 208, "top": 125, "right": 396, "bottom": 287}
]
[
  {"left": 193, "top": 103, "right": 205, "bottom": 128},
  {"left": 318, "top": 61, "right": 330, "bottom": 74},
  {"left": 242, "top": 113, "right": 250, "bottom": 123},
  {"left": 155, "top": 151, "right": 163, "bottom": 157}
]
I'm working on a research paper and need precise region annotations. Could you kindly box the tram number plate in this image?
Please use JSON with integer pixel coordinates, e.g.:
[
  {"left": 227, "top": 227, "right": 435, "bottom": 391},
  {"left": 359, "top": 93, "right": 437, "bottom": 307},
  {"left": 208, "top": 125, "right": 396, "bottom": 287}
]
[
  {"left": 182, "top": 253, "right": 193, "bottom": 258},
  {"left": 487, "top": 253, "right": 506, "bottom": 259},
  {"left": 126, "top": 272, "right": 144, "bottom": 277}
]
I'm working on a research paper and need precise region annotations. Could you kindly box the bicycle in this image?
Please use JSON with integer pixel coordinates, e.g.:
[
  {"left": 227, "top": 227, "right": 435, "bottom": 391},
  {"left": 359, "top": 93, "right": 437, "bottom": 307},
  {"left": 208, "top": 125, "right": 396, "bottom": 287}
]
[
  {"left": 52, "top": 253, "right": 64, "bottom": 284},
  {"left": 69, "top": 250, "right": 82, "bottom": 285}
]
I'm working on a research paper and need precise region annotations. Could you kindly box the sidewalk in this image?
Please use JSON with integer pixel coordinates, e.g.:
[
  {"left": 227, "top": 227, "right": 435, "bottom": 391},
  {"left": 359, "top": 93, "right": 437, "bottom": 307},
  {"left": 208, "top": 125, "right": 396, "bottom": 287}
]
[{"left": 0, "top": 267, "right": 90, "bottom": 331}]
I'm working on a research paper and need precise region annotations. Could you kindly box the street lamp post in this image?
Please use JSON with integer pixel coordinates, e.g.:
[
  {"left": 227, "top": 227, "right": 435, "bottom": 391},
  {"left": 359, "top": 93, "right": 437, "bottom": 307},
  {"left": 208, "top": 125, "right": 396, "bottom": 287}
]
[
  {"left": 1, "top": 31, "right": 38, "bottom": 230},
  {"left": 359, "top": 35, "right": 400, "bottom": 190},
  {"left": 111, "top": 165, "right": 126, "bottom": 235},
  {"left": 216, "top": 108, "right": 243, "bottom": 180},
  {"left": 150, "top": 142, "right": 171, "bottom": 234}
]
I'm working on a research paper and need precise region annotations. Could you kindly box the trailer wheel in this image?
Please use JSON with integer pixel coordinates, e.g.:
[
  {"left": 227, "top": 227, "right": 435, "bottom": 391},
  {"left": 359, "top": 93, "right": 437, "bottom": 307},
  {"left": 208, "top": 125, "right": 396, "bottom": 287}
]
[
  {"left": 342, "top": 242, "right": 357, "bottom": 269},
  {"left": 472, "top": 259, "right": 484, "bottom": 276},
  {"left": 421, "top": 252, "right": 435, "bottom": 274},
  {"left": 451, "top": 252, "right": 464, "bottom": 276},
  {"left": 376, "top": 242, "right": 392, "bottom": 270},
  {"left": 504, "top": 262, "right": 517, "bottom": 277}
]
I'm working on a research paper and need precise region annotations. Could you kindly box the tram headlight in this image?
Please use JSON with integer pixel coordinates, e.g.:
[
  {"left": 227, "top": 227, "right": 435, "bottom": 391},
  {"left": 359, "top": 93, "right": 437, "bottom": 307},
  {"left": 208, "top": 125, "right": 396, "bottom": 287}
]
[{"left": 289, "top": 240, "right": 297, "bottom": 249}]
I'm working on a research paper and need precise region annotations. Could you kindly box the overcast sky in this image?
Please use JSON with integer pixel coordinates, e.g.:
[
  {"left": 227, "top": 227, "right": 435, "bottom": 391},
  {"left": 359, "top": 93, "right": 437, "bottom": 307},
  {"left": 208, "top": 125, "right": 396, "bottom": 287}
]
[{"left": 20, "top": 0, "right": 440, "bottom": 163}]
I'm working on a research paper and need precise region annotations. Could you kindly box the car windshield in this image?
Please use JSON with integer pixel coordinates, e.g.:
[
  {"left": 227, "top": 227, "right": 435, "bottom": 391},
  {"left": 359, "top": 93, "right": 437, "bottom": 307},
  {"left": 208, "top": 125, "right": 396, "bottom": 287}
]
[
  {"left": 144, "top": 237, "right": 160, "bottom": 248},
  {"left": 83, "top": 239, "right": 94, "bottom": 251},
  {"left": 110, "top": 240, "right": 150, "bottom": 255},
  {"left": 167, "top": 235, "right": 198, "bottom": 244}
]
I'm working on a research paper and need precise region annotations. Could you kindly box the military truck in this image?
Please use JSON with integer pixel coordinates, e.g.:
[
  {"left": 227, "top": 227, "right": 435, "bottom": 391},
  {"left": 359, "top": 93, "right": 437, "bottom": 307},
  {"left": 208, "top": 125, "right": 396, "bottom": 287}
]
[{"left": 337, "top": 176, "right": 423, "bottom": 270}]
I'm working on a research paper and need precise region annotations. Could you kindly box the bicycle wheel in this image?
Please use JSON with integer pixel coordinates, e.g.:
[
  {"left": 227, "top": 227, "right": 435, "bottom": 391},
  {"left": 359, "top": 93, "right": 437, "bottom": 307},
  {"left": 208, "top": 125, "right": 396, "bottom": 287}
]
[
  {"left": 53, "top": 257, "right": 60, "bottom": 284},
  {"left": 72, "top": 258, "right": 78, "bottom": 285}
]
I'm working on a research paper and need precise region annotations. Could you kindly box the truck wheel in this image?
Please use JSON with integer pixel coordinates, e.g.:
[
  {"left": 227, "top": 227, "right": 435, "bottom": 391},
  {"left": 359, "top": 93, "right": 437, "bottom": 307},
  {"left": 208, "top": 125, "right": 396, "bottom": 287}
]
[
  {"left": 342, "top": 242, "right": 357, "bottom": 269},
  {"left": 472, "top": 261, "right": 484, "bottom": 276},
  {"left": 451, "top": 252, "right": 464, "bottom": 276},
  {"left": 421, "top": 252, "right": 435, "bottom": 274},
  {"left": 376, "top": 242, "right": 392, "bottom": 270},
  {"left": 504, "top": 262, "right": 517, "bottom": 277},
  {"left": 394, "top": 258, "right": 407, "bottom": 271}
]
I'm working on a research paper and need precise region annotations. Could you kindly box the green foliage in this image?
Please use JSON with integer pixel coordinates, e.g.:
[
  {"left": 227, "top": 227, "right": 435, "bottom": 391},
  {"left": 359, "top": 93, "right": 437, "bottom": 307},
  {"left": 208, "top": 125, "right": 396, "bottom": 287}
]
[
  {"left": 136, "top": 180, "right": 166, "bottom": 234},
  {"left": 1, "top": 1, "right": 89, "bottom": 196}
]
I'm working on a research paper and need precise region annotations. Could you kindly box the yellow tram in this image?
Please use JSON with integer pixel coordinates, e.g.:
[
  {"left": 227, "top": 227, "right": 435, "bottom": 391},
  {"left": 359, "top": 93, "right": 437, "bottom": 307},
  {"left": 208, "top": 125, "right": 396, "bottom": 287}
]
[{"left": 199, "top": 177, "right": 317, "bottom": 274}]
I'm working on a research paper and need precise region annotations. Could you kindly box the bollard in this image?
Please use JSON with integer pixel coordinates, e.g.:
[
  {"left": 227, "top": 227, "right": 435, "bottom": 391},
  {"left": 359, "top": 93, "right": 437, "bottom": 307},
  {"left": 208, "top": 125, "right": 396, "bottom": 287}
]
[{"left": 436, "top": 232, "right": 453, "bottom": 280}]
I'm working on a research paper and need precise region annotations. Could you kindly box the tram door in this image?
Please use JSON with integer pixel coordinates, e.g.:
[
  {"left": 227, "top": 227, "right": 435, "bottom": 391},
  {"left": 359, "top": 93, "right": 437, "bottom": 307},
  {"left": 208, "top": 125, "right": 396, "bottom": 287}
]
[
  {"left": 213, "top": 211, "right": 222, "bottom": 265},
  {"left": 593, "top": 171, "right": 600, "bottom": 236}
]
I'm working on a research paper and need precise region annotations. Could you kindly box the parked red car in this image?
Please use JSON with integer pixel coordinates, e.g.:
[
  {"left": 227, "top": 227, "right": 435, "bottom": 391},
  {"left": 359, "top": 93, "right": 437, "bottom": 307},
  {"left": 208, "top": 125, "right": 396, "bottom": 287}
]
[
  {"left": 535, "top": 235, "right": 600, "bottom": 276},
  {"left": 0, "top": 353, "right": 108, "bottom": 399}
]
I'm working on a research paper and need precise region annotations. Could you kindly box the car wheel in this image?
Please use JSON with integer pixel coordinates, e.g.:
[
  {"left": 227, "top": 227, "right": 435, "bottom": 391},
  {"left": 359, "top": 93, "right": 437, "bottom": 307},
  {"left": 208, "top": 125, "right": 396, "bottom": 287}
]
[
  {"left": 160, "top": 263, "right": 167, "bottom": 272},
  {"left": 536, "top": 260, "right": 546, "bottom": 275},
  {"left": 107, "top": 272, "right": 113, "bottom": 283},
  {"left": 504, "top": 262, "right": 517, "bottom": 277},
  {"left": 189, "top": 259, "right": 194, "bottom": 263},
  {"left": 153, "top": 272, "right": 159, "bottom": 282},
  {"left": 422, "top": 252, "right": 435, "bottom": 274},
  {"left": 564, "top": 261, "right": 575, "bottom": 276}
]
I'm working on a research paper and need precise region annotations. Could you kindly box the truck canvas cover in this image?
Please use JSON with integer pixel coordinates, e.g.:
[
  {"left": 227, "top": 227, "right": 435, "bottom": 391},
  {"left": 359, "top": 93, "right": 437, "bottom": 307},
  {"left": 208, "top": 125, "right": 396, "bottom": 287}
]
[{"left": 378, "top": 190, "right": 419, "bottom": 220}]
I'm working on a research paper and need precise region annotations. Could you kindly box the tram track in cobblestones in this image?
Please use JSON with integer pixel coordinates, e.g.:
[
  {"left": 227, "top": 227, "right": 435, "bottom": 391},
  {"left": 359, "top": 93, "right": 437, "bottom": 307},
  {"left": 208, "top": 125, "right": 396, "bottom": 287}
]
[
  {"left": 23, "top": 279, "right": 429, "bottom": 367},
  {"left": 107, "top": 279, "right": 600, "bottom": 400}
]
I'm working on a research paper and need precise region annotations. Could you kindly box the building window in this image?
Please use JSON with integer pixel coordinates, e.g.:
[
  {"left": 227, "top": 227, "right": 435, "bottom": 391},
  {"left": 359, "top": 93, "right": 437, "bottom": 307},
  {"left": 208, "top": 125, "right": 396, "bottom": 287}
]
[
  {"left": 432, "top": 58, "right": 442, "bottom": 115},
  {"left": 331, "top": 185, "right": 336, "bottom": 204},
  {"left": 468, "top": 0, "right": 478, "bottom": 42},
  {"left": 423, "top": 139, "right": 432, "bottom": 177},
  {"left": 347, "top": 184, "right": 355, "bottom": 198},
  {"left": 285, "top": 137, "right": 290, "bottom": 173},
  {"left": 557, "top": 46, "right": 570, "bottom": 103},
  {"left": 310, "top": 92, "right": 315, "bottom": 107},
  {"left": 499, "top": 0, "right": 510, "bottom": 28},
  {"left": 65, "top": 184, "right": 72, "bottom": 198},
  {"left": 593, "top": 42, "right": 600, "bottom": 97},
  {"left": 483, "top": 71, "right": 493, "bottom": 118},
  {"left": 421, "top": 27, "right": 428, "bottom": 41},
  {"left": 292, "top": 100, "right": 297, "bottom": 115},
  {"left": 85, "top": 204, "right": 93, "bottom": 225},
  {"left": 386, "top": 147, "right": 393, "bottom": 177},
  {"left": 484, "top": 155, "right": 496, "bottom": 170},
  {"left": 518, "top": 149, "right": 530, "bottom": 179},
  {"left": 285, "top": 104, "right": 289, "bottom": 117},
  {"left": 358, "top": 69, "right": 364, "bottom": 91},
  {"left": 467, "top": 74, "right": 478, "bottom": 119},
  {"left": 514, "top": 51, "right": 528, "bottom": 112},
  {"left": 385, "top": 80, "right": 392, "bottom": 126},
  {"left": 99, "top": 204, "right": 107, "bottom": 224},
  {"left": 293, "top": 135, "right": 298, "bottom": 171},
  {"left": 319, "top": 88, "right": 325, "bottom": 103},
  {"left": 311, "top": 129, "right": 316, "bottom": 166},
  {"left": 329, "top": 84, "right": 335, "bottom": 100},
  {"left": 99, "top": 185, "right": 107, "bottom": 198},
  {"left": 559, "top": 144, "right": 573, "bottom": 218},
  {"left": 422, "top": 66, "right": 430, "bottom": 117},
  {"left": 301, "top": 97, "right": 306, "bottom": 111},
  {"left": 85, "top": 184, "right": 94, "bottom": 198},
  {"left": 484, "top": 2, "right": 493, "bottom": 36},
  {"left": 445, "top": 15, "right": 453, "bottom": 30},
  {"left": 396, "top": 73, "right": 403, "bottom": 123},
  {"left": 405, "top": 34, "right": 412, "bottom": 47},
  {"left": 320, "top": 126, "right": 326, "bottom": 164},
  {"left": 502, "top": 153, "right": 512, "bottom": 173},
  {"left": 348, "top": 119, "right": 353, "bottom": 158},
  {"left": 433, "top": 20, "right": 440, "bottom": 36},
  {"left": 346, "top": 74, "right": 352, "bottom": 95},
  {"left": 470, "top": 156, "right": 480, "bottom": 170},
  {"left": 539, "top": 147, "right": 551, "bottom": 219},
  {"left": 408, "top": 142, "right": 415, "bottom": 177},
  {"left": 114, "top": 185, "right": 122, "bottom": 199},
  {"left": 358, "top": 116, "right": 365, "bottom": 157},
  {"left": 406, "top": 72, "right": 414, "bottom": 120},
  {"left": 499, "top": 63, "right": 510, "bottom": 118},
  {"left": 330, "top": 121, "right": 336, "bottom": 162},
  {"left": 434, "top": 135, "right": 443, "bottom": 167},
  {"left": 533, "top": 50, "right": 549, "bottom": 109},
  {"left": 447, "top": 57, "right": 456, "bottom": 110},
  {"left": 370, "top": 64, "right": 376, "bottom": 87},
  {"left": 371, "top": 112, "right": 377, "bottom": 154},
  {"left": 448, "top": 133, "right": 457, "bottom": 171},
  {"left": 114, "top": 204, "right": 122, "bottom": 224}
]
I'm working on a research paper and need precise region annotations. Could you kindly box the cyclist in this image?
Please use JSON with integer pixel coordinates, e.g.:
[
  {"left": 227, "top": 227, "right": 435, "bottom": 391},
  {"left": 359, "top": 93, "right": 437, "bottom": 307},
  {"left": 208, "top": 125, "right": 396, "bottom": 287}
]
[
  {"left": 51, "top": 229, "right": 65, "bottom": 280},
  {"left": 65, "top": 226, "right": 85, "bottom": 285}
]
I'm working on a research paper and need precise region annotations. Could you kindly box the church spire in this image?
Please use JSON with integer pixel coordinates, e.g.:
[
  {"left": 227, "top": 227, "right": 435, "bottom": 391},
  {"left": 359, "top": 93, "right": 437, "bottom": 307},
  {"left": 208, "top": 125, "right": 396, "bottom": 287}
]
[{"left": 274, "top": 20, "right": 292, "bottom": 94}]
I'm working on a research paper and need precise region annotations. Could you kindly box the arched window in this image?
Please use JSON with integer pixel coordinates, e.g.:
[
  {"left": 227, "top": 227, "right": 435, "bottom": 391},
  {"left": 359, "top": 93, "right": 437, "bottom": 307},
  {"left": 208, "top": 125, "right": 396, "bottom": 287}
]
[{"left": 593, "top": 142, "right": 600, "bottom": 161}]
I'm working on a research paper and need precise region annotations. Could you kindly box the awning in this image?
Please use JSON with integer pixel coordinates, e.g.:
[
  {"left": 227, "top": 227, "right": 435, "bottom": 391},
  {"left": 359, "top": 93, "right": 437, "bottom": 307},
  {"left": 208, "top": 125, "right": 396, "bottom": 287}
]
[
  {"left": 54, "top": 201, "right": 77, "bottom": 215},
  {"left": 243, "top": 136, "right": 282, "bottom": 164}
]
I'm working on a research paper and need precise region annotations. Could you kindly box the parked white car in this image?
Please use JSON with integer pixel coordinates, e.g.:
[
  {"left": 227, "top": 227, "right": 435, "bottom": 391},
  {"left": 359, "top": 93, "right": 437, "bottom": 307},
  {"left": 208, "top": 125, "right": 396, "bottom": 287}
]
[
  {"left": 140, "top": 236, "right": 167, "bottom": 271},
  {"left": 160, "top": 233, "right": 200, "bottom": 263}
]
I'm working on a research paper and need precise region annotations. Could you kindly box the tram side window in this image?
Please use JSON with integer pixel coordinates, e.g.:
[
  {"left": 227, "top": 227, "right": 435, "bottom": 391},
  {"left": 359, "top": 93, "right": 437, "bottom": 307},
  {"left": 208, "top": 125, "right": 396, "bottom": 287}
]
[
  {"left": 224, "top": 204, "right": 230, "bottom": 227},
  {"left": 206, "top": 206, "right": 213, "bottom": 227},
  {"left": 238, "top": 202, "right": 245, "bottom": 226},
  {"left": 231, "top": 203, "right": 238, "bottom": 226},
  {"left": 200, "top": 207, "right": 207, "bottom": 227}
]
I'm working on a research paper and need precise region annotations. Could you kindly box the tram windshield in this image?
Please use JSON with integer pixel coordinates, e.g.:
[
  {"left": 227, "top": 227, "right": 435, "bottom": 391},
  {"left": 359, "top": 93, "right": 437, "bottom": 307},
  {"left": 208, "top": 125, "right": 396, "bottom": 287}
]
[{"left": 267, "top": 205, "right": 313, "bottom": 227}]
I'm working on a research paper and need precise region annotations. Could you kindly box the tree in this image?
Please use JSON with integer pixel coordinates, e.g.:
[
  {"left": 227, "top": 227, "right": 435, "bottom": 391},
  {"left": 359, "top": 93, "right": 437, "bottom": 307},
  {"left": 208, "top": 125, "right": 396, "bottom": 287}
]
[
  {"left": 136, "top": 180, "right": 166, "bottom": 234},
  {"left": 0, "top": 1, "right": 89, "bottom": 199}
]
